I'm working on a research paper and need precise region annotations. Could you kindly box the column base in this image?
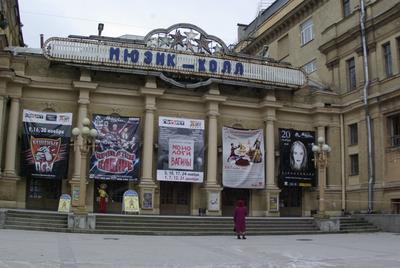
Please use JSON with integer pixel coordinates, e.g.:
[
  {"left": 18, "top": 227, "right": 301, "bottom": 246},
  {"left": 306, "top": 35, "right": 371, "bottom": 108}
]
[
  {"left": 0, "top": 175, "right": 20, "bottom": 208},
  {"left": 265, "top": 187, "right": 281, "bottom": 217},
  {"left": 73, "top": 206, "right": 88, "bottom": 215},
  {"left": 69, "top": 179, "right": 81, "bottom": 207},
  {"left": 203, "top": 184, "right": 223, "bottom": 216},
  {"left": 313, "top": 212, "right": 330, "bottom": 219},
  {"left": 139, "top": 179, "right": 158, "bottom": 214}
]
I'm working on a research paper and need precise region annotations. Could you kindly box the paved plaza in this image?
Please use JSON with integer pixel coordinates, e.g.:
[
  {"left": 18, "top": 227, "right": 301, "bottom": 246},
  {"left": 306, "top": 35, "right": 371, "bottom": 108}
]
[{"left": 0, "top": 229, "right": 399, "bottom": 267}]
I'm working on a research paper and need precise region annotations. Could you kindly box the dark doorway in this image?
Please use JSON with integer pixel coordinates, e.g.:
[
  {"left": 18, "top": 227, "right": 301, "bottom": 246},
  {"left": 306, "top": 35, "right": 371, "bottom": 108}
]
[
  {"left": 221, "top": 188, "right": 250, "bottom": 216},
  {"left": 279, "top": 187, "right": 302, "bottom": 217},
  {"left": 93, "top": 180, "right": 129, "bottom": 214},
  {"left": 26, "top": 177, "right": 62, "bottom": 211},
  {"left": 160, "top": 182, "right": 191, "bottom": 215}
]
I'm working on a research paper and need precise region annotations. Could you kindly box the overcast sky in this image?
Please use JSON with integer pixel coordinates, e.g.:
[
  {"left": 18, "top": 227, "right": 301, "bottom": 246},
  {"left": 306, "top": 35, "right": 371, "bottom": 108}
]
[{"left": 19, "top": 0, "right": 262, "bottom": 48}]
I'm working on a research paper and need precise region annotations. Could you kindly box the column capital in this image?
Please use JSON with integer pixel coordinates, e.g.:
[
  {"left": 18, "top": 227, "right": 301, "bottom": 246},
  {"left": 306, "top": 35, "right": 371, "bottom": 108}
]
[
  {"left": 263, "top": 108, "right": 276, "bottom": 122},
  {"left": 73, "top": 81, "right": 98, "bottom": 91},
  {"left": 139, "top": 87, "right": 165, "bottom": 96}
]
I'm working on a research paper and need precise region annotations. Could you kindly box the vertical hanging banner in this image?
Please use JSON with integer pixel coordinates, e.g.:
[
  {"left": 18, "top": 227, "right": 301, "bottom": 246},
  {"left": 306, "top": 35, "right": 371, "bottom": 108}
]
[
  {"left": 157, "top": 116, "right": 205, "bottom": 183},
  {"left": 279, "top": 128, "right": 316, "bottom": 187},
  {"left": 222, "top": 127, "right": 265, "bottom": 189},
  {"left": 22, "top": 109, "right": 72, "bottom": 179},
  {"left": 89, "top": 114, "right": 140, "bottom": 181}
]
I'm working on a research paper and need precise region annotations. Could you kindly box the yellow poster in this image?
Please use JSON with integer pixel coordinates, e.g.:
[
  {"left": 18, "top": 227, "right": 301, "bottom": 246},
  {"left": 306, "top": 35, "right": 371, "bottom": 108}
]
[
  {"left": 123, "top": 190, "right": 139, "bottom": 213},
  {"left": 58, "top": 194, "right": 71, "bottom": 213}
]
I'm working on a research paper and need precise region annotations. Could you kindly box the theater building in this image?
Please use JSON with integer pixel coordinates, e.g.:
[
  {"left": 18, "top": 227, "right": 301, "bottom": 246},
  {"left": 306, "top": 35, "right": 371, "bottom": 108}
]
[{"left": 0, "top": 0, "right": 399, "bottom": 217}]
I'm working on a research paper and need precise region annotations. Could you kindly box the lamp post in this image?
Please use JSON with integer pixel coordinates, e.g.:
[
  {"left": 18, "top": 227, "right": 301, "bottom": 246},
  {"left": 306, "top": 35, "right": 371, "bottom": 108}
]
[
  {"left": 312, "top": 136, "right": 331, "bottom": 218},
  {"left": 71, "top": 118, "right": 97, "bottom": 214}
]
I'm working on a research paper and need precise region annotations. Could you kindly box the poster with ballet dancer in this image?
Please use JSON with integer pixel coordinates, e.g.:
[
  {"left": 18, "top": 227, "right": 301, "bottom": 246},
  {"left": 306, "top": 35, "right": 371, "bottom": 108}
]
[
  {"left": 22, "top": 109, "right": 72, "bottom": 180},
  {"left": 279, "top": 128, "right": 316, "bottom": 187},
  {"left": 156, "top": 116, "right": 205, "bottom": 183},
  {"left": 222, "top": 127, "right": 265, "bottom": 189},
  {"left": 89, "top": 114, "right": 140, "bottom": 181}
]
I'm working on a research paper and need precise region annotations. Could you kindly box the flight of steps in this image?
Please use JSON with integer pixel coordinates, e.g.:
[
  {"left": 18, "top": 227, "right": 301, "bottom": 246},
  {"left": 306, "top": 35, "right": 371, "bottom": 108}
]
[
  {"left": 3, "top": 210, "right": 69, "bottom": 233},
  {"left": 339, "top": 217, "right": 380, "bottom": 233},
  {"left": 94, "top": 215, "right": 322, "bottom": 235},
  {"left": 1, "top": 210, "right": 380, "bottom": 235}
]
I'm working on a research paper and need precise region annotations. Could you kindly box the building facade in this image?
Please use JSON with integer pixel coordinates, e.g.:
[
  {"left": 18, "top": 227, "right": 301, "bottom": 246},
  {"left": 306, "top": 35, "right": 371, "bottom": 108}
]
[
  {"left": 0, "top": 0, "right": 398, "bottom": 217},
  {"left": 236, "top": 0, "right": 400, "bottom": 214}
]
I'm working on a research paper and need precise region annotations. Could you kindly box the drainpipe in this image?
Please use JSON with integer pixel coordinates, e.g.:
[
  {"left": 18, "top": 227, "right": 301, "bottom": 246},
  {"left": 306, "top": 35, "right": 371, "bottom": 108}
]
[{"left": 360, "top": 0, "right": 374, "bottom": 213}]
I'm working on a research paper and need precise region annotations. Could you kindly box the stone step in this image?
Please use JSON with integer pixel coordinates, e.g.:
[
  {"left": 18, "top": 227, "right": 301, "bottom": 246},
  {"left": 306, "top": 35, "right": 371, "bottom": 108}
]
[
  {"left": 90, "top": 229, "right": 324, "bottom": 236},
  {"left": 6, "top": 217, "right": 67, "bottom": 224},
  {"left": 94, "top": 225, "right": 318, "bottom": 231},
  {"left": 6, "top": 211, "right": 67, "bottom": 219},
  {"left": 3, "top": 225, "right": 70, "bottom": 233},
  {"left": 95, "top": 221, "right": 316, "bottom": 227},
  {"left": 5, "top": 220, "right": 68, "bottom": 228}
]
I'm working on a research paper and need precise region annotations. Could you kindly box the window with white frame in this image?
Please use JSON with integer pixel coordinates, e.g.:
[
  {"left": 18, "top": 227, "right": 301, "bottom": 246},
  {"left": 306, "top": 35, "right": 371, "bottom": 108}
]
[
  {"left": 388, "top": 114, "right": 400, "bottom": 147},
  {"left": 300, "top": 18, "right": 314, "bottom": 46},
  {"left": 303, "top": 59, "right": 317, "bottom": 74}
]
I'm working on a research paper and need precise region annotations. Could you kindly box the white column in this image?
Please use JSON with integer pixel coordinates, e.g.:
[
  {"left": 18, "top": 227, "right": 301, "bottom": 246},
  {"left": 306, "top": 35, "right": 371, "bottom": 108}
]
[
  {"left": 206, "top": 113, "right": 218, "bottom": 186},
  {"left": 317, "top": 126, "right": 326, "bottom": 216},
  {"left": 264, "top": 114, "right": 280, "bottom": 216},
  {"left": 142, "top": 96, "right": 155, "bottom": 181},
  {"left": 71, "top": 102, "right": 88, "bottom": 180},
  {"left": 3, "top": 98, "right": 20, "bottom": 177},
  {"left": 0, "top": 95, "right": 5, "bottom": 175},
  {"left": 266, "top": 119, "right": 275, "bottom": 187}
]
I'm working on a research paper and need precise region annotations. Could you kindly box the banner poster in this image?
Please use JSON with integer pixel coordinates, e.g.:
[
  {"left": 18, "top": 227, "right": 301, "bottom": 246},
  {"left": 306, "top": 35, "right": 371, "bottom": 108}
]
[
  {"left": 279, "top": 128, "right": 316, "bottom": 187},
  {"left": 22, "top": 109, "right": 72, "bottom": 180},
  {"left": 222, "top": 127, "right": 265, "bottom": 189},
  {"left": 89, "top": 114, "right": 140, "bottom": 181},
  {"left": 156, "top": 116, "right": 205, "bottom": 183}
]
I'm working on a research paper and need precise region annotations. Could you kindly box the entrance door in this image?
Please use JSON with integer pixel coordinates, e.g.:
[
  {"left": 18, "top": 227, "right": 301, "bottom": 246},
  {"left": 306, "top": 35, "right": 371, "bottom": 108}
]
[
  {"left": 279, "top": 187, "right": 302, "bottom": 217},
  {"left": 26, "top": 178, "right": 62, "bottom": 211},
  {"left": 93, "top": 180, "right": 129, "bottom": 214},
  {"left": 160, "top": 182, "right": 191, "bottom": 215},
  {"left": 221, "top": 188, "right": 250, "bottom": 216}
]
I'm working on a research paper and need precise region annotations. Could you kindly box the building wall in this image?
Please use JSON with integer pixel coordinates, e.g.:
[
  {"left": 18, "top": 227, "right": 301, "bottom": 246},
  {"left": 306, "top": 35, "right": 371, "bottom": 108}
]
[{"left": 236, "top": 0, "right": 400, "bottom": 214}]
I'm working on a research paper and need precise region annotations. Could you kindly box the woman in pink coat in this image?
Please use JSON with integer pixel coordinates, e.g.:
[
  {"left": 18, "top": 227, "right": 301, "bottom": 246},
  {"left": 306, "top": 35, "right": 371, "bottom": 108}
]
[{"left": 233, "top": 200, "right": 247, "bottom": 239}]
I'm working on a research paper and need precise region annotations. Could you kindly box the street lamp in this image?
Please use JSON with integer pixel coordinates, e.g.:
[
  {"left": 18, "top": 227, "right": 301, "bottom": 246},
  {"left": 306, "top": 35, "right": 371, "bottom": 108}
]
[
  {"left": 312, "top": 136, "right": 331, "bottom": 218},
  {"left": 72, "top": 117, "right": 97, "bottom": 214}
]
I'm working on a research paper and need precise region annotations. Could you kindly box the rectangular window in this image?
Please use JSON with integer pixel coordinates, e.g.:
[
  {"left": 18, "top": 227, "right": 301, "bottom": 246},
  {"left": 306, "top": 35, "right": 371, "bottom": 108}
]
[
  {"left": 397, "top": 38, "right": 400, "bottom": 71},
  {"left": 383, "top": 42, "right": 393, "bottom": 77},
  {"left": 349, "top": 123, "right": 358, "bottom": 145},
  {"left": 350, "top": 154, "right": 359, "bottom": 176},
  {"left": 300, "top": 19, "right": 314, "bottom": 46},
  {"left": 347, "top": 57, "right": 356, "bottom": 91},
  {"left": 343, "top": 0, "right": 351, "bottom": 17},
  {"left": 388, "top": 114, "right": 400, "bottom": 147},
  {"left": 303, "top": 59, "right": 317, "bottom": 74}
]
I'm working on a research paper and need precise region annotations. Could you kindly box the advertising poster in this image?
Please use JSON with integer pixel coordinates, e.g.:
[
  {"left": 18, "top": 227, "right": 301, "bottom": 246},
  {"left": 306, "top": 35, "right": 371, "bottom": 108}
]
[
  {"left": 157, "top": 116, "right": 205, "bottom": 183},
  {"left": 89, "top": 114, "right": 140, "bottom": 181},
  {"left": 22, "top": 109, "right": 72, "bottom": 180},
  {"left": 122, "top": 190, "right": 139, "bottom": 213},
  {"left": 58, "top": 194, "right": 71, "bottom": 213},
  {"left": 279, "top": 128, "right": 316, "bottom": 187},
  {"left": 222, "top": 127, "right": 265, "bottom": 189}
]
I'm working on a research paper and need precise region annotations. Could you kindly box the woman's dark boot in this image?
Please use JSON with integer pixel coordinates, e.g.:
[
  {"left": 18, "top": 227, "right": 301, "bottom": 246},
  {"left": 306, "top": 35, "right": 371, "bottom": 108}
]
[
  {"left": 242, "top": 235, "right": 246, "bottom": 239},
  {"left": 237, "top": 235, "right": 241, "bottom": 239}
]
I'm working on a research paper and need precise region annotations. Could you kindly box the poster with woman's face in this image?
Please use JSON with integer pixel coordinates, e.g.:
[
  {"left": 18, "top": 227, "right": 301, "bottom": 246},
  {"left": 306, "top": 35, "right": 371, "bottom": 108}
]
[{"left": 279, "top": 128, "right": 315, "bottom": 187}]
